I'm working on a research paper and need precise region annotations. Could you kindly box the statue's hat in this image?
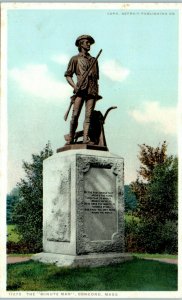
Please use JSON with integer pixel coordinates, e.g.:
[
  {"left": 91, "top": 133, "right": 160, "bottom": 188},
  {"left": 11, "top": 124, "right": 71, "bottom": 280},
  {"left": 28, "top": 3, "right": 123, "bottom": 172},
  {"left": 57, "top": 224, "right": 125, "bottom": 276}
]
[{"left": 75, "top": 35, "right": 95, "bottom": 46}]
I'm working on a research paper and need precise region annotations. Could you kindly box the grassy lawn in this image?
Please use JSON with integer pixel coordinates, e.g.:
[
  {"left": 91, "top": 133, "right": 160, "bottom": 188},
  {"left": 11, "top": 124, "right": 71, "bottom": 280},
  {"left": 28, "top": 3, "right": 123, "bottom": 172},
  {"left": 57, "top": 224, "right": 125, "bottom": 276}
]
[
  {"left": 7, "top": 258, "right": 177, "bottom": 291},
  {"left": 7, "top": 225, "right": 21, "bottom": 243}
]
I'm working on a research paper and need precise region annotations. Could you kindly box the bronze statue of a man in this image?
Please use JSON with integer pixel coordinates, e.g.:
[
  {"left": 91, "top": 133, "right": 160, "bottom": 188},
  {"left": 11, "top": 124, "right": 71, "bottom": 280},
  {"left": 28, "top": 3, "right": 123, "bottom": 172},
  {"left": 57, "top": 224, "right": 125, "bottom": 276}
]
[{"left": 64, "top": 34, "right": 102, "bottom": 144}]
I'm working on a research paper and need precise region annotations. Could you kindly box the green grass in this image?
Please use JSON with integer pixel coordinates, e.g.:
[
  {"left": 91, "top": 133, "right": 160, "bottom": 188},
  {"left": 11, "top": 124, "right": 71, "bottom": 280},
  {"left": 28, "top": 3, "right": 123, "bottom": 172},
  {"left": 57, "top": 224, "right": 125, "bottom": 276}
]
[
  {"left": 133, "top": 253, "right": 177, "bottom": 259},
  {"left": 7, "top": 258, "right": 177, "bottom": 291},
  {"left": 7, "top": 225, "right": 21, "bottom": 243}
]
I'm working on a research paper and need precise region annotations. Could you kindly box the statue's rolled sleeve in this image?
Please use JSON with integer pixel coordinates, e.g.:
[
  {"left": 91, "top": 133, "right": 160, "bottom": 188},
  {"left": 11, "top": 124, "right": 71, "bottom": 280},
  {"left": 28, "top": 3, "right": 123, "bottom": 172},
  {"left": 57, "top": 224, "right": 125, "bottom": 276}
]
[{"left": 64, "top": 57, "right": 76, "bottom": 77}]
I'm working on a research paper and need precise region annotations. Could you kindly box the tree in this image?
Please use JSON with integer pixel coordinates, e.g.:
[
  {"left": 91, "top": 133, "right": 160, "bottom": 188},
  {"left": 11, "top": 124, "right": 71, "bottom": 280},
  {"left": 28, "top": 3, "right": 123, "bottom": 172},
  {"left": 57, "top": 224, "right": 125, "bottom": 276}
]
[
  {"left": 128, "top": 141, "right": 178, "bottom": 254},
  {"left": 146, "top": 156, "right": 178, "bottom": 224},
  {"left": 124, "top": 185, "right": 137, "bottom": 212},
  {"left": 12, "top": 142, "right": 53, "bottom": 252},
  {"left": 7, "top": 187, "right": 20, "bottom": 224},
  {"left": 136, "top": 141, "right": 167, "bottom": 181}
]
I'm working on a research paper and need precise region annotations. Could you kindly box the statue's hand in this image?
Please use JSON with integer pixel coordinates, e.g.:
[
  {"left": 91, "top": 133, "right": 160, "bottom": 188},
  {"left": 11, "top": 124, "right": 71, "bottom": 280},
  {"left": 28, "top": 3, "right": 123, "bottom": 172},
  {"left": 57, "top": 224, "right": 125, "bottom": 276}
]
[{"left": 73, "top": 86, "right": 79, "bottom": 94}]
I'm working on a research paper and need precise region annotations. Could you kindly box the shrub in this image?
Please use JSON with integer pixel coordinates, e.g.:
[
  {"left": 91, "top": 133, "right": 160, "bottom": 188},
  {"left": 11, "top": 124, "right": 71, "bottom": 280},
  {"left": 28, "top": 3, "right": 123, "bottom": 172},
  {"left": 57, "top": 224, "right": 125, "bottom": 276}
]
[
  {"left": 125, "top": 216, "right": 178, "bottom": 254},
  {"left": 12, "top": 142, "right": 53, "bottom": 253}
]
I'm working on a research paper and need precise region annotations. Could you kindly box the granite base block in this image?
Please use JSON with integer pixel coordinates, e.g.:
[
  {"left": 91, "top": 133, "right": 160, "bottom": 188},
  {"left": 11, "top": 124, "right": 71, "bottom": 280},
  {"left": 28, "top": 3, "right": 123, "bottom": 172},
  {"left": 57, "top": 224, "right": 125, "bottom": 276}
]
[
  {"left": 38, "top": 149, "right": 128, "bottom": 268},
  {"left": 42, "top": 150, "right": 125, "bottom": 256},
  {"left": 32, "top": 252, "right": 133, "bottom": 268}
]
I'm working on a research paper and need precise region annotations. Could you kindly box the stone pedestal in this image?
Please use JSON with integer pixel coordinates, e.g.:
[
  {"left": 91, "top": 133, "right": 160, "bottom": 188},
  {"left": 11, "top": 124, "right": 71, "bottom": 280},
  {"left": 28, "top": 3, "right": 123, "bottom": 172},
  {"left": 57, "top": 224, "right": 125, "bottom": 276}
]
[{"left": 32, "top": 149, "right": 132, "bottom": 267}]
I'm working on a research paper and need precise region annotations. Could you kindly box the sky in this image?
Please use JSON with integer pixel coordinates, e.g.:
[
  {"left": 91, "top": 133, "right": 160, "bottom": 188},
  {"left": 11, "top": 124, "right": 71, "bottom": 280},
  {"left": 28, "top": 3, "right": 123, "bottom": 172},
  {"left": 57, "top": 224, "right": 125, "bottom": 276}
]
[{"left": 6, "top": 5, "right": 179, "bottom": 192}]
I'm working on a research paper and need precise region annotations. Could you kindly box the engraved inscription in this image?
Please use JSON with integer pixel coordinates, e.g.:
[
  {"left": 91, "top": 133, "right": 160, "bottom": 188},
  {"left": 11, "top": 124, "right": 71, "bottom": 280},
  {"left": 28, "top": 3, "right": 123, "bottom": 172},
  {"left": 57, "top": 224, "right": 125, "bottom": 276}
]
[
  {"left": 83, "top": 167, "right": 117, "bottom": 241},
  {"left": 84, "top": 191, "right": 115, "bottom": 214}
]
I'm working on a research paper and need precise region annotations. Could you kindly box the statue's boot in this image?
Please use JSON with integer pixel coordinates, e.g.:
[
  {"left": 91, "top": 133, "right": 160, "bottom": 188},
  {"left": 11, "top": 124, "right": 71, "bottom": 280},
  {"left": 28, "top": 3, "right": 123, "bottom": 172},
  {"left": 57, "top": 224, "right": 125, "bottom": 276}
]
[
  {"left": 83, "top": 123, "right": 94, "bottom": 145},
  {"left": 65, "top": 121, "right": 76, "bottom": 145}
]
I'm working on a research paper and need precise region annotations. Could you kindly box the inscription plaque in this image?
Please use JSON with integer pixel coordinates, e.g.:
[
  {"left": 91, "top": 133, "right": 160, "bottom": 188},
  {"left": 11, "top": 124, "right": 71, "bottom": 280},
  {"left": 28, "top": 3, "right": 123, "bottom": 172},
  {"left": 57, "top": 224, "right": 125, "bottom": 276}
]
[{"left": 84, "top": 167, "right": 117, "bottom": 241}]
